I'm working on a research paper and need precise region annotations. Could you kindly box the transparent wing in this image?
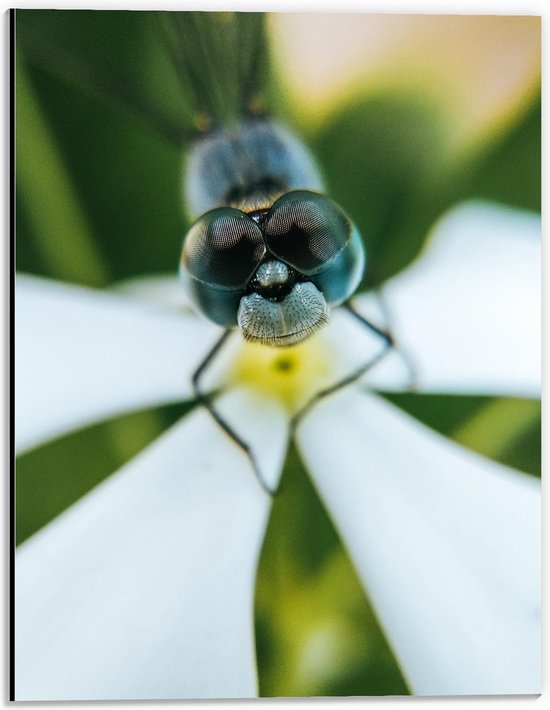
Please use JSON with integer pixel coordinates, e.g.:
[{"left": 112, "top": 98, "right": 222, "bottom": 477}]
[
  {"left": 16, "top": 10, "right": 270, "bottom": 147},
  {"left": 157, "top": 11, "right": 268, "bottom": 130}
]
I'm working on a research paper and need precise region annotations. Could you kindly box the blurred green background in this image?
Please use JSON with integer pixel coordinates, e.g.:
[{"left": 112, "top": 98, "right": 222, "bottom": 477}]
[{"left": 15, "top": 10, "right": 540, "bottom": 698}]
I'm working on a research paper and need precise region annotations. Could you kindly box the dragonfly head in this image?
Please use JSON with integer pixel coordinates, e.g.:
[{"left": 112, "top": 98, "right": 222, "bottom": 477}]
[{"left": 180, "top": 190, "right": 365, "bottom": 347}]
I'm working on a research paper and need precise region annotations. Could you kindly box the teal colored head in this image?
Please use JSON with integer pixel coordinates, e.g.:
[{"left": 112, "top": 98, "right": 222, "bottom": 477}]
[{"left": 180, "top": 190, "right": 365, "bottom": 347}]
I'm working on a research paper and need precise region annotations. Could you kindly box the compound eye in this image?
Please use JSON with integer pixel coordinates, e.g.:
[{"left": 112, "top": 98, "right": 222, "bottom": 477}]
[
  {"left": 263, "top": 191, "right": 352, "bottom": 275},
  {"left": 181, "top": 207, "right": 266, "bottom": 288}
]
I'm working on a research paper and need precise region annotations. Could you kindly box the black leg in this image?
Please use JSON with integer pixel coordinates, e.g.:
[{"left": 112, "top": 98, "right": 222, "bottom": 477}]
[
  {"left": 290, "top": 299, "right": 409, "bottom": 433},
  {"left": 192, "top": 329, "right": 276, "bottom": 496},
  {"left": 369, "top": 290, "right": 418, "bottom": 390}
]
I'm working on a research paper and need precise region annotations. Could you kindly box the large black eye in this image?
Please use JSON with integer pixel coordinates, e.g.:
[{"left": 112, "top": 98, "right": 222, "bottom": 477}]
[
  {"left": 263, "top": 191, "right": 352, "bottom": 274},
  {"left": 181, "top": 207, "right": 266, "bottom": 288}
]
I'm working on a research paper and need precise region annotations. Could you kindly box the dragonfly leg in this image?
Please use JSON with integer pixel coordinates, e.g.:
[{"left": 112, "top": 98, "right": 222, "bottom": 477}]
[
  {"left": 192, "top": 329, "right": 276, "bottom": 496},
  {"left": 369, "top": 289, "right": 418, "bottom": 390},
  {"left": 290, "top": 298, "right": 415, "bottom": 433}
]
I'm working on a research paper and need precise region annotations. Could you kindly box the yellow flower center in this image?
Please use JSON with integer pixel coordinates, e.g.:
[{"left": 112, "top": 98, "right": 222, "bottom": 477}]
[{"left": 228, "top": 335, "right": 336, "bottom": 413}]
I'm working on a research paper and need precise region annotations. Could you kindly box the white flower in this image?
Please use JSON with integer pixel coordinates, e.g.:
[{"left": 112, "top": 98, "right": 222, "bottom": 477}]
[{"left": 15, "top": 201, "right": 541, "bottom": 700}]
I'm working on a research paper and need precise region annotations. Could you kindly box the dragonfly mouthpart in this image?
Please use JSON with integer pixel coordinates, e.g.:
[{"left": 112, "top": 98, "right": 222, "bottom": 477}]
[{"left": 237, "top": 279, "right": 329, "bottom": 347}]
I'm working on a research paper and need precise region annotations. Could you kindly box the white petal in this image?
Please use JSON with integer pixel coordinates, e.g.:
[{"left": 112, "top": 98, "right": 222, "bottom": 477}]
[
  {"left": 298, "top": 388, "right": 540, "bottom": 695},
  {"left": 16, "top": 387, "right": 288, "bottom": 700},
  {"left": 16, "top": 274, "right": 219, "bottom": 453},
  {"left": 113, "top": 273, "right": 195, "bottom": 312},
  {"left": 359, "top": 202, "right": 541, "bottom": 397}
]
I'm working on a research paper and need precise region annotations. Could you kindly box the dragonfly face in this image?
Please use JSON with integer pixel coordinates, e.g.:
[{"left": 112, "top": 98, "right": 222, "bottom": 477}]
[{"left": 180, "top": 189, "right": 365, "bottom": 346}]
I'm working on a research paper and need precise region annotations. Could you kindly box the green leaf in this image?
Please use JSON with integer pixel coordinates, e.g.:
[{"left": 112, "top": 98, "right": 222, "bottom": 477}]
[
  {"left": 461, "top": 96, "right": 540, "bottom": 212},
  {"left": 16, "top": 58, "right": 109, "bottom": 287},
  {"left": 16, "top": 9, "right": 191, "bottom": 146}
]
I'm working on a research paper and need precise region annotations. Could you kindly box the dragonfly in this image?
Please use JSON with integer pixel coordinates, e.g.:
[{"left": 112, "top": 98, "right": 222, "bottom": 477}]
[{"left": 18, "top": 11, "right": 411, "bottom": 494}]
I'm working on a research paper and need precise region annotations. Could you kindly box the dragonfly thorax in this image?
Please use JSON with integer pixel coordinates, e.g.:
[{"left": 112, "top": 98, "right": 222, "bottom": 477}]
[{"left": 184, "top": 117, "right": 324, "bottom": 219}]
